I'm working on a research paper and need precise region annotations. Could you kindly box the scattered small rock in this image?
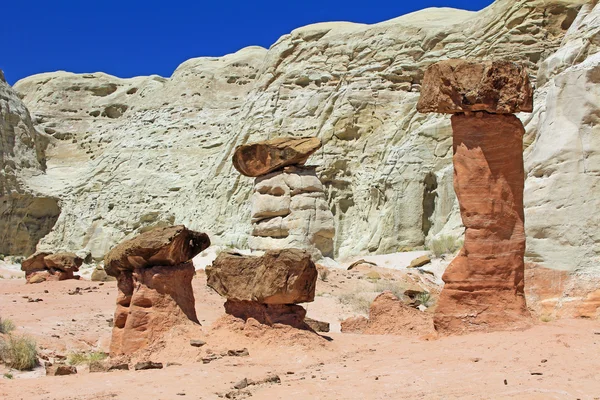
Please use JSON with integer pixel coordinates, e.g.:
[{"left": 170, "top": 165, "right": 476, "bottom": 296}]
[
  {"left": 541, "top": 359, "right": 547, "bottom": 363},
  {"left": 233, "top": 378, "right": 249, "bottom": 390},
  {"left": 166, "top": 362, "right": 182, "bottom": 367},
  {"left": 190, "top": 339, "right": 206, "bottom": 347},
  {"left": 305, "top": 317, "right": 330, "bottom": 333},
  {"left": 228, "top": 348, "right": 249, "bottom": 357},
  {"left": 46, "top": 364, "right": 77, "bottom": 376},
  {"left": 134, "top": 361, "right": 163, "bottom": 371},
  {"left": 530, "top": 372, "right": 543, "bottom": 376},
  {"left": 108, "top": 363, "right": 129, "bottom": 371}
]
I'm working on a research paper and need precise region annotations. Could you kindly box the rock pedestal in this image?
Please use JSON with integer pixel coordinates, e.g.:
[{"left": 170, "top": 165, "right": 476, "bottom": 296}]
[
  {"left": 417, "top": 59, "right": 532, "bottom": 334},
  {"left": 105, "top": 225, "right": 210, "bottom": 355},
  {"left": 233, "top": 137, "right": 334, "bottom": 259},
  {"left": 206, "top": 249, "right": 317, "bottom": 329},
  {"left": 21, "top": 251, "right": 82, "bottom": 283}
]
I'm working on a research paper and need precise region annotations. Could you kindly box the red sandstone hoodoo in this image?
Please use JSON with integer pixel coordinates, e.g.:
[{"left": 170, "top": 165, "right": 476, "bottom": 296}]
[
  {"left": 417, "top": 59, "right": 533, "bottom": 335},
  {"left": 104, "top": 225, "right": 210, "bottom": 355}
]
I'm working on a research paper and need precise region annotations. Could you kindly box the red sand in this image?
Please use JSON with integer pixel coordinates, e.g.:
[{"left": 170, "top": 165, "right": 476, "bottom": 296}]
[{"left": 1, "top": 273, "right": 599, "bottom": 399}]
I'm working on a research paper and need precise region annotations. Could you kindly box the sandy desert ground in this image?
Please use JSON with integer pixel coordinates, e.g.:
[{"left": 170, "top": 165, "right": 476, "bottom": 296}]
[{"left": 1, "top": 255, "right": 599, "bottom": 400}]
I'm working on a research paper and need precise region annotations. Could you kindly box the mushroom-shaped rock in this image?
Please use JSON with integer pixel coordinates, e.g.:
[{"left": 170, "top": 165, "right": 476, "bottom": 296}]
[
  {"left": 416, "top": 59, "right": 533, "bottom": 115},
  {"left": 417, "top": 59, "right": 532, "bottom": 335},
  {"left": 232, "top": 137, "right": 321, "bottom": 177},
  {"left": 206, "top": 249, "right": 317, "bottom": 304},
  {"left": 106, "top": 225, "right": 209, "bottom": 356},
  {"left": 104, "top": 225, "right": 210, "bottom": 277}
]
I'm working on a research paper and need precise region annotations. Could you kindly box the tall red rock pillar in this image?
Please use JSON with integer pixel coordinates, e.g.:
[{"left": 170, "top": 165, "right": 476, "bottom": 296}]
[{"left": 417, "top": 60, "right": 533, "bottom": 334}]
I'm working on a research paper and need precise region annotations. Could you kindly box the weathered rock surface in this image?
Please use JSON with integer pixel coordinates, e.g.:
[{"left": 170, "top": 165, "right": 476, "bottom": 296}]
[
  {"left": 232, "top": 137, "right": 321, "bottom": 177},
  {"left": 525, "top": 263, "right": 600, "bottom": 320},
  {"left": 206, "top": 249, "right": 317, "bottom": 304},
  {"left": 107, "top": 225, "right": 204, "bottom": 355},
  {"left": 43, "top": 252, "right": 83, "bottom": 271},
  {"left": 425, "top": 109, "right": 531, "bottom": 334},
  {"left": 0, "top": 77, "right": 59, "bottom": 256},
  {"left": 21, "top": 251, "right": 82, "bottom": 283},
  {"left": 12, "top": 0, "right": 585, "bottom": 263},
  {"left": 523, "top": 1, "right": 600, "bottom": 300},
  {"left": 110, "top": 261, "right": 198, "bottom": 355},
  {"left": 249, "top": 166, "right": 335, "bottom": 258},
  {"left": 341, "top": 292, "right": 434, "bottom": 336},
  {"left": 104, "top": 225, "right": 210, "bottom": 277},
  {"left": 21, "top": 251, "right": 52, "bottom": 272},
  {"left": 417, "top": 60, "right": 533, "bottom": 114}
]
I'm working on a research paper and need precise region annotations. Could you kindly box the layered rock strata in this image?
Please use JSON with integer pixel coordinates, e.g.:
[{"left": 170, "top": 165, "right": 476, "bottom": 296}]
[
  {"left": 248, "top": 165, "right": 335, "bottom": 259},
  {"left": 417, "top": 59, "right": 532, "bottom": 334},
  {"left": 232, "top": 137, "right": 335, "bottom": 259},
  {"left": 0, "top": 76, "right": 59, "bottom": 256},
  {"left": 21, "top": 251, "right": 82, "bottom": 283},
  {"left": 105, "top": 225, "right": 210, "bottom": 355},
  {"left": 206, "top": 249, "right": 317, "bottom": 329}
]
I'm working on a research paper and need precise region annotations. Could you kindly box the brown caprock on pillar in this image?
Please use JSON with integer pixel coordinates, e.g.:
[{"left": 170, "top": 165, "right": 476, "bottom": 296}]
[{"left": 417, "top": 59, "right": 533, "bottom": 335}]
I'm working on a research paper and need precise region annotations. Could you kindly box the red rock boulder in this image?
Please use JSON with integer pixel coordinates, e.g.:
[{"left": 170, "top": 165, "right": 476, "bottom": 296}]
[
  {"left": 206, "top": 249, "right": 317, "bottom": 304},
  {"left": 232, "top": 137, "right": 321, "bottom": 177}
]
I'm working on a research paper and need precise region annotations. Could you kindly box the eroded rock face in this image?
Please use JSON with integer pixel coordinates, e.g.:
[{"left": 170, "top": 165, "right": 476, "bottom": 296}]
[
  {"left": 0, "top": 77, "right": 59, "bottom": 256},
  {"left": 12, "top": 0, "right": 586, "bottom": 262},
  {"left": 110, "top": 262, "right": 198, "bottom": 355},
  {"left": 21, "top": 251, "right": 82, "bottom": 283},
  {"left": 104, "top": 225, "right": 210, "bottom": 277},
  {"left": 434, "top": 113, "right": 530, "bottom": 334},
  {"left": 106, "top": 225, "right": 207, "bottom": 355},
  {"left": 206, "top": 249, "right": 317, "bottom": 304},
  {"left": 417, "top": 59, "right": 533, "bottom": 114},
  {"left": 232, "top": 137, "right": 321, "bottom": 177},
  {"left": 419, "top": 60, "right": 531, "bottom": 334},
  {"left": 249, "top": 166, "right": 335, "bottom": 258}
]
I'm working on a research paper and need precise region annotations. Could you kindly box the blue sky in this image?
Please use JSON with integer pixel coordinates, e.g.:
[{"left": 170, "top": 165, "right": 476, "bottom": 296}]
[{"left": 1, "top": 0, "right": 494, "bottom": 85}]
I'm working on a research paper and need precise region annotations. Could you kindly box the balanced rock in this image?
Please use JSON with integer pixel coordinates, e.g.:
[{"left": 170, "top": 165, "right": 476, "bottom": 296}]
[
  {"left": 21, "top": 251, "right": 83, "bottom": 283},
  {"left": 417, "top": 59, "right": 533, "bottom": 114},
  {"left": 249, "top": 165, "right": 335, "bottom": 259},
  {"left": 206, "top": 249, "right": 317, "bottom": 304},
  {"left": 104, "top": 225, "right": 210, "bottom": 277},
  {"left": 418, "top": 59, "right": 531, "bottom": 335},
  {"left": 232, "top": 137, "right": 321, "bottom": 177},
  {"left": 107, "top": 225, "right": 209, "bottom": 355}
]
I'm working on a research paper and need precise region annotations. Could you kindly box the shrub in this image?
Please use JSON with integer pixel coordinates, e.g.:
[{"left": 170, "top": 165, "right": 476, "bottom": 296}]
[
  {"left": 67, "top": 351, "right": 108, "bottom": 366},
  {"left": 4, "top": 372, "right": 13, "bottom": 379},
  {"left": 415, "top": 292, "right": 432, "bottom": 307},
  {"left": 429, "top": 235, "right": 463, "bottom": 257},
  {"left": 0, "top": 318, "right": 15, "bottom": 334},
  {"left": 0, "top": 335, "right": 38, "bottom": 370}
]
